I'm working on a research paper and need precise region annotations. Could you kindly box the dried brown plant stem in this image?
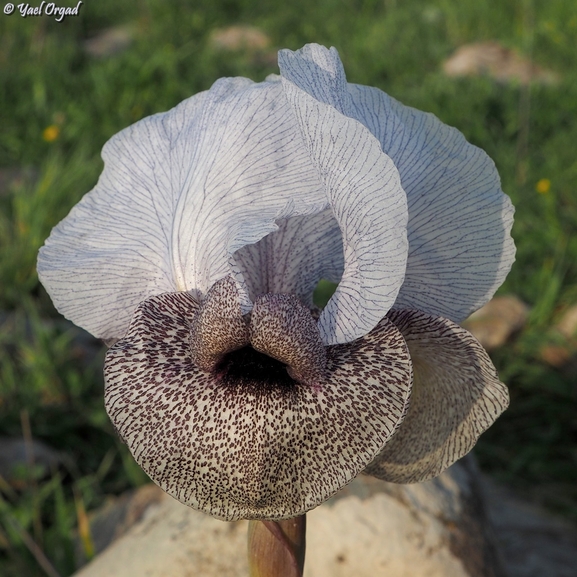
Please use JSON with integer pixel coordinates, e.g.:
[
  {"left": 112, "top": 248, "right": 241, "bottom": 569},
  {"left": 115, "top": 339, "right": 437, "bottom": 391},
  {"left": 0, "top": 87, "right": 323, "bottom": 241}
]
[{"left": 247, "top": 515, "right": 306, "bottom": 577}]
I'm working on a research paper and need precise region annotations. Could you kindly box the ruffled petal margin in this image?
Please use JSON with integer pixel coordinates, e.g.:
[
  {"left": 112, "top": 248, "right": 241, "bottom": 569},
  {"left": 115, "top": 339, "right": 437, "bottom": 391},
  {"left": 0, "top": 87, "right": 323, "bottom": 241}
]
[
  {"left": 280, "top": 45, "right": 409, "bottom": 345},
  {"left": 38, "top": 78, "right": 329, "bottom": 342},
  {"left": 364, "top": 309, "right": 509, "bottom": 484},
  {"left": 348, "top": 83, "right": 515, "bottom": 322}
]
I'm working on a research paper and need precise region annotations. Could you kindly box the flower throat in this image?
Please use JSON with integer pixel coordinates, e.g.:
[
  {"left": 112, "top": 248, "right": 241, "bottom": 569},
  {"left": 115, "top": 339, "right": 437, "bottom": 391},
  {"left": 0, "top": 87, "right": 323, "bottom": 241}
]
[{"left": 214, "top": 345, "right": 299, "bottom": 395}]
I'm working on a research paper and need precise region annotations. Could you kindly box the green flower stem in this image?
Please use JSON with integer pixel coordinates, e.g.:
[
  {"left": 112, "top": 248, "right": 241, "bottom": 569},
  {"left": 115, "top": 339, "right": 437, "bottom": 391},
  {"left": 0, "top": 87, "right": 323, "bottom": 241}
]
[{"left": 247, "top": 515, "right": 306, "bottom": 577}]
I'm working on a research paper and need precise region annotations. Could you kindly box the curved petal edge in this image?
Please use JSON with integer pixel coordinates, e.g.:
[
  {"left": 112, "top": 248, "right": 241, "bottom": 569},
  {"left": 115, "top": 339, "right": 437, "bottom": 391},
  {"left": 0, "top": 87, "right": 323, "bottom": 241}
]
[
  {"left": 364, "top": 308, "right": 509, "bottom": 484},
  {"left": 280, "top": 45, "right": 409, "bottom": 344},
  {"left": 348, "top": 83, "right": 515, "bottom": 322}
]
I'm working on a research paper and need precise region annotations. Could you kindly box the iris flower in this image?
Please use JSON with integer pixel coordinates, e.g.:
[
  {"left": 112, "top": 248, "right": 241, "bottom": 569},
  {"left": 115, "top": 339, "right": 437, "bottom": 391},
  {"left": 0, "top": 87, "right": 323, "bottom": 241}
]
[{"left": 37, "top": 44, "right": 514, "bottom": 522}]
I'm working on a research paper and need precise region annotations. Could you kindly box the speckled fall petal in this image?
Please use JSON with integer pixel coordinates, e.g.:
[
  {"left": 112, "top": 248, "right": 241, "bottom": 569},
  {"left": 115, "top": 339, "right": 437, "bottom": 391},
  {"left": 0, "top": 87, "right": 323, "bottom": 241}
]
[
  {"left": 104, "top": 291, "right": 412, "bottom": 521},
  {"left": 364, "top": 309, "right": 509, "bottom": 484}
]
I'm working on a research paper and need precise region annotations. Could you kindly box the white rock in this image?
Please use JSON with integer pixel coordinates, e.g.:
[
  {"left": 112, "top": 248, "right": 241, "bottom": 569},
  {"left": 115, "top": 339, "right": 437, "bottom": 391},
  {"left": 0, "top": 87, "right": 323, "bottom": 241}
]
[
  {"left": 209, "top": 26, "right": 271, "bottom": 51},
  {"left": 442, "top": 42, "right": 559, "bottom": 85},
  {"left": 462, "top": 295, "right": 529, "bottom": 351},
  {"left": 73, "top": 458, "right": 504, "bottom": 577}
]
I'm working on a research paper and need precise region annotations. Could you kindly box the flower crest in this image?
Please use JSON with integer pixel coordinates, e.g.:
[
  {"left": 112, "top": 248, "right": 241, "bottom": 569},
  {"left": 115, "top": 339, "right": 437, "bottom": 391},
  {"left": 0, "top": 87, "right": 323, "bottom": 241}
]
[{"left": 38, "top": 44, "right": 515, "bottom": 521}]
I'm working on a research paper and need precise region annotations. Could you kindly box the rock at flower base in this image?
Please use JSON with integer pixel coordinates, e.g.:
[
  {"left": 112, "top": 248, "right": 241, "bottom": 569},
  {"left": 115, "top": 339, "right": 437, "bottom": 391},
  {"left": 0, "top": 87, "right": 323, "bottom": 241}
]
[{"left": 73, "top": 458, "right": 506, "bottom": 577}]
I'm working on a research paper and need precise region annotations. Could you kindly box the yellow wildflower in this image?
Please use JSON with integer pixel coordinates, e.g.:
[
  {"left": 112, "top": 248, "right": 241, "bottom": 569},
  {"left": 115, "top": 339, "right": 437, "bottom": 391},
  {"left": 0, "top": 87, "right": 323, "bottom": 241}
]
[
  {"left": 536, "top": 178, "right": 551, "bottom": 194},
  {"left": 42, "top": 125, "right": 60, "bottom": 142}
]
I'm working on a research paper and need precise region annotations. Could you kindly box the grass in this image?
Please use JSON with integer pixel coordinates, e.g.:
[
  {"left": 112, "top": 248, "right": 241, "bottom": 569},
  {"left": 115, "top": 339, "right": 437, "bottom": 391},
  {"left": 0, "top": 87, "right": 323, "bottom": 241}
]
[{"left": 1, "top": 0, "right": 576, "bottom": 574}]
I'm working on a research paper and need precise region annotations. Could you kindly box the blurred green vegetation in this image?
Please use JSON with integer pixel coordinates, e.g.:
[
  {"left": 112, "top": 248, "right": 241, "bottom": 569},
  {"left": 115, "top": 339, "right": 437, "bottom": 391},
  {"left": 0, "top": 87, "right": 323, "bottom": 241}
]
[{"left": 1, "top": 0, "right": 576, "bottom": 574}]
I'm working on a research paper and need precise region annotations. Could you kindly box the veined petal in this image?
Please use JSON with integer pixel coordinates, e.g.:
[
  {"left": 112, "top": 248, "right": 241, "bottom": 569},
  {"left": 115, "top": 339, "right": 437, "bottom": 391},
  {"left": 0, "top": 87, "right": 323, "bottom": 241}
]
[
  {"left": 364, "top": 309, "right": 509, "bottom": 484},
  {"left": 38, "top": 78, "right": 329, "bottom": 342},
  {"left": 279, "top": 44, "right": 352, "bottom": 115},
  {"left": 233, "top": 209, "right": 343, "bottom": 304},
  {"left": 279, "top": 46, "right": 409, "bottom": 345},
  {"left": 104, "top": 292, "right": 412, "bottom": 521},
  {"left": 348, "top": 83, "right": 515, "bottom": 322}
]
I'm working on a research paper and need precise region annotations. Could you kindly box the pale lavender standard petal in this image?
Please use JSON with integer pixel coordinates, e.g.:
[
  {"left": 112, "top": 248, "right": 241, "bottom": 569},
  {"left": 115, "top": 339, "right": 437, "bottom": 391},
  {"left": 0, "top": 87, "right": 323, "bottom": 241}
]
[
  {"left": 279, "top": 45, "right": 353, "bottom": 115},
  {"left": 38, "top": 52, "right": 411, "bottom": 346},
  {"left": 233, "top": 209, "right": 343, "bottom": 305},
  {"left": 232, "top": 48, "right": 346, "bottom": 307},
  {"left": 38, "top": 78, "right": 331, "bottom": 342},
  {"left": 347, "top": 83, "right": 515, "bottom": 322},
  {"left": 279, "top": 45, "right": 409, "bottom": 345}
]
